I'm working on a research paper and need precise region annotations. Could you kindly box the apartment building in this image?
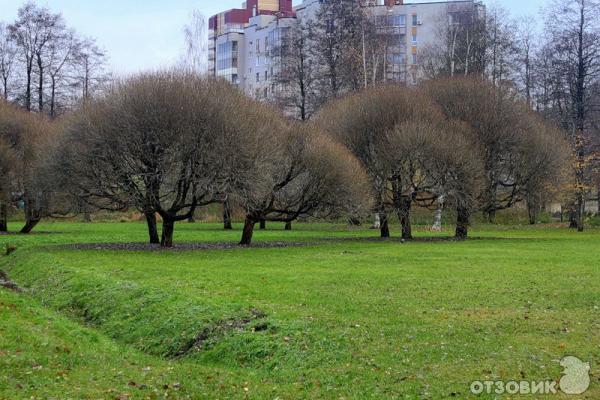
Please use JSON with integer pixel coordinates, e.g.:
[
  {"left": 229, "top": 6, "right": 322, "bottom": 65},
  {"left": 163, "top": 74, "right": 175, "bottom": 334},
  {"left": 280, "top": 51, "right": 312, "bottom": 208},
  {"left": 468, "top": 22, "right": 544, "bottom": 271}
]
[{"left": 208, "top": 0, "right": 484, "bottom": 98}]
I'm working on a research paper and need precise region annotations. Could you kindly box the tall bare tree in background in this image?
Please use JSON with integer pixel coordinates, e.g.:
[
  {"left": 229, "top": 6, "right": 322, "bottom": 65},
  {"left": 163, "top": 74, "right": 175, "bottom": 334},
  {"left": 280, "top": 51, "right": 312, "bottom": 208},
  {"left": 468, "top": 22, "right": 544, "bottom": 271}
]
[
  {"left": 485, "top": 5, "right": 517, "bottom": 85},
  {"left": 420, "top": 2, "right": 486, "bottom": 79},
  {"left": 515, "top": 17, "right": 537, "bottom": 108},
  {"left": 73, "top": 38, "right": 109, "bottom": 105},
  {"left": 0, "top": 24, "right": 18, "bottom": 101},
  {"left": 0, "top": 2, "right": 108, "bottom": 115},
  {"left": 540, "top": 0, "right": 600, "bottom": 231},
  {"left": 8, "top": 2, "right": 63, "bottom": 111},
  {"left": 311, "top": 0, "right": 368, "bottom": 98},
  {"left": 181, "top": 10, "right": 207, "bottom": 74},
  {"left": 272, "top": 21, "right": 318, "bottom": 120}
]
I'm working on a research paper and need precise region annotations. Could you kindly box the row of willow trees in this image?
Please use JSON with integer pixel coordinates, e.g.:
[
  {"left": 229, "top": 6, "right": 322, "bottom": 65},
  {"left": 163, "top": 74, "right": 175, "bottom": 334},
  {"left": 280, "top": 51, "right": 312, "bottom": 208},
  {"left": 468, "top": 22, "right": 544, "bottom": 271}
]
[{"left": 0, "top": 72, "right": 570, "bottom": 247}]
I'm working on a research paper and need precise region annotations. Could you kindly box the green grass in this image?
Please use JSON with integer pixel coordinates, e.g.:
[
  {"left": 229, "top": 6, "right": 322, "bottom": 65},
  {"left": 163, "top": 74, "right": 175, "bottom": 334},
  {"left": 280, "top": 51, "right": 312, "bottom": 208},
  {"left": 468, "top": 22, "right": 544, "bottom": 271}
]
[{"left": 1, "top": 221, "right": 599, "bottom": 399}]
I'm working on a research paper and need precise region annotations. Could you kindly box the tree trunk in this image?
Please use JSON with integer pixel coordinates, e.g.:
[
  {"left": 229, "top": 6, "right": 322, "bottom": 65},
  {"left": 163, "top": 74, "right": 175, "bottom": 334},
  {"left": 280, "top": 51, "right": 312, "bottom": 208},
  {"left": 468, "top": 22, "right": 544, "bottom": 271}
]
[
  {"left": 526, "top": 196, "right": 537, "bottom": 225},
  {"left": 259, "top": 219, "right": 266, "bottom": 230},
  {"left": 397, "top": 196, "right": 412, "bottom": 240},
  {"left": 2, "top": 77, "right": 8, "bottom": 101},
  {"left": 431, "top": 195, "right": 445, "bottom": 232},
  {"left": 560, "top": 205, "right": 564, "bottom": 223},
  {"left": 20, "top": 218, "right": 40, "bottom": 234},
  {"left": 597, "top": 186, "right": 600, "bottom": 215},
  {"left": 285, "top": 221, "right": 292, "bottom": 231},
  {"left": 188, "top": 214, "right": 196, "bottom": 223},
  {"left": 160, "top": 218, "right": 175, "bottom": 248},
  {"left": 240, "top": 217, "right": 256, "bottom": 246},
  {"left": 576, "top": 194, "right": 585, "bottom": 232},
  {"left": 223, "top": 200, "right": 233, "bottom": 230},
  {"left": 25, "top": 63, "right": 32, "bottom": 111},
  {"left": 50, "top": 77, "right": 56, "bottom": 118},
  {"left": 486, "top": 209, "right": 496, "bottom": 224},
  {"left": 37, "top": 54, "right": 44, "bottom": 112},
  {"left": 145, "top": 212, "right": 160, "bottom": 244},
  {"left": 455, "top": 206, "right": 470, "bottom": 239},
  {"left": 568, "top": 205, "right": 578, "bottom": 229},
  {"left": 0, "top": 202, "right": 7, "bottom": 232},
  {"left": 379, "top": 211, "right": 390, "bottom": 238},
  {"left": 20, "top": 194, "right": 41, "bottom": 234}
]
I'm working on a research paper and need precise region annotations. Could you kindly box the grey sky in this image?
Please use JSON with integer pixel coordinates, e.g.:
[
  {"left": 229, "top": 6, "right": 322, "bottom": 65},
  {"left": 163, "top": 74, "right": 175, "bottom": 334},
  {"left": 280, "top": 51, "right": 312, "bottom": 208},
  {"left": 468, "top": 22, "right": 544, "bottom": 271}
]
[{"left": 1, "top": 0, "right": 550, "bottom": 75}]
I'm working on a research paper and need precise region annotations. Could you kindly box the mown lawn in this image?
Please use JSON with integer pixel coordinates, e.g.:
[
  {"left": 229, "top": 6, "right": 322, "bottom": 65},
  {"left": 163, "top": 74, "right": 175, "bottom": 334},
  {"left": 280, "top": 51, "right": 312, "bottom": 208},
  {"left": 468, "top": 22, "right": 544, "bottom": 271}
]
[{"left": 1, "top": 221, "right": 599, "bottom": 399}]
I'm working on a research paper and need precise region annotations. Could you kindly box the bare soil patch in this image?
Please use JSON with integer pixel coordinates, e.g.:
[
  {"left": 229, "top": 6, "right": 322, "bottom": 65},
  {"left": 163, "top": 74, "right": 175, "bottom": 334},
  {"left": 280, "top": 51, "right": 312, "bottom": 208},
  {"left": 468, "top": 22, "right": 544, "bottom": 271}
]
[
  {"left": 63, "top": 241, "right": 313, "bottom": 252},
  {"left": 0, "top": 270, "right": 22, "bottom": 292}
]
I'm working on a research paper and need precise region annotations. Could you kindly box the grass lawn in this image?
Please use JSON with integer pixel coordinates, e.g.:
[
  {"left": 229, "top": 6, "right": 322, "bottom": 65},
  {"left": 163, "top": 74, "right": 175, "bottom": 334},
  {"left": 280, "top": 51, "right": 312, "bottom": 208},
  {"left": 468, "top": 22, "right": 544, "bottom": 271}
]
[{"left": 0, "top": 221, "right": 599, "bottom": 399}]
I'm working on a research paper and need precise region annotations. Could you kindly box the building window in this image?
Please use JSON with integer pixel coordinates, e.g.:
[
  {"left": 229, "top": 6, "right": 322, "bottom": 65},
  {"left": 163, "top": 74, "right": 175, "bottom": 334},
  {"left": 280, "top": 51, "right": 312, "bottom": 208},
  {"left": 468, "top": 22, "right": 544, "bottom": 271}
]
[
  {"left": 265, "top": 71, "right": 268, "bottom": 80},
  {"left": 412, "top": 34, "right": 417, "bottom": 44},
  {"left": 412, "top": 14, "right": 418, "bottom": 27},
  {"left": 256, "top": 39, "right": 260, "bottom": 53},
  {"left": 387, "top": 53, "right": 405, "bottom": 64},
  {"left": 384, "top": 15, "right": 406, "bottom": 27},
  {"left": 412, "top": 53, "right": 418, "bottom": 64},
  {"left": 216, "top": 40, "right": 238, "bottom": 72},
  {"left": 256, "top": 72, "right": 260, "bottom": 82},
  {"left": 264, "top": 88, "right": 268, "bottom": 98}
]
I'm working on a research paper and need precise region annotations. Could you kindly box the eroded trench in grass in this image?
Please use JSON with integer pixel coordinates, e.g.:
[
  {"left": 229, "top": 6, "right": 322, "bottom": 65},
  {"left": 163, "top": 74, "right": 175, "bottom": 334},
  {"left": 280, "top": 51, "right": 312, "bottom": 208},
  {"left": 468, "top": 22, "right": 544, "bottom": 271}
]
[{"left": 1, "top": 254, "right": 271, "bottom": 361}]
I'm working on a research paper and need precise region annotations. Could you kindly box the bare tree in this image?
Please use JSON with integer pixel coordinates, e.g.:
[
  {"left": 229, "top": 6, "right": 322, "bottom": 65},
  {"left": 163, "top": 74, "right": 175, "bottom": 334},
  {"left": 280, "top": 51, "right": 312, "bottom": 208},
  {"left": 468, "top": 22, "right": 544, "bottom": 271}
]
[
  {"left": 310, "top": 0, "right": 368, "bottom": 98},
  {"left": 0, "top": 98, "right": 64, "bottom": 233},
  {"left": 8, "top": 2, "right": 63, "bottom": 111},
  {"left": 235, "top": 122, "right": 371, "bottom": 245},
  {"left": 485, "top": 5, "right": 518, "bottom": 85},
  {"left": 386, "top": 119, "right": 484, "bottom": 238},
  {"left": 420, "top": 2, "right": 486, "bottom": 79},
  {"left": 515, "top": 17, "right": 538, "bottom": 108},
  {"left": 2, "top": 3, "right": 107, "bottom": 114},
  {"left": 46, "top": 29, "right": 78, "bottom": 117},
  {"left": 0, "top": 101, "right": 20, "bottom": 232},
  {"left": 60, "top": 73, "right": 240, "bottom": 246},
  {"left": 72, "top": 38, "right": 109, "bottom": 104},
  {"left": 316, "top": 85, "right": 442, "bottom": 239},
  {"left": 59, "top": 72, "right": 284, "bottom": 247},
  {"left": 272, "top": 21, "right": 318, "bottom": 120},
  {"left": 180, "top": 10, "right": 207, "bottom": 75},
  {"left": 425, "top": 77, "right": 570, "bottom": 226},
  {"left": 540, "top": 0, "right": 600, "bottom": 231},
  {"left": 0, "top": 136, "right": 16, "bottom": 232},
  {"left": 0, "top": 24, "right": 18, "bottom": 101}
]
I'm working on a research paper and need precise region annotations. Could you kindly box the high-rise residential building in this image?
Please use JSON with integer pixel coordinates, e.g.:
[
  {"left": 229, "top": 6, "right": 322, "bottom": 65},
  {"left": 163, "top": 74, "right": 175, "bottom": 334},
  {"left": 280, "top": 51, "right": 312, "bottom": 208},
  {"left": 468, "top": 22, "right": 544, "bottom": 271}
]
[
  {"left": 208, "top": 1, "right": 295, "bottom": 86},
  {"left": 208, "top": 0, "right": 484, "bottom": 100}
]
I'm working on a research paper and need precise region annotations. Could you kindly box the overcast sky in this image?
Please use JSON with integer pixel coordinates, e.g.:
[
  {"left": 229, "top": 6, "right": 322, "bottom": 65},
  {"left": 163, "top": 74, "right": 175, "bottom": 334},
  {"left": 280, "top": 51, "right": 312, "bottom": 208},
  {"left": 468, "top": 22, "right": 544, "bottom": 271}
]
[{"left": 1, "top": 0, "right": 550, "bottom": 75}]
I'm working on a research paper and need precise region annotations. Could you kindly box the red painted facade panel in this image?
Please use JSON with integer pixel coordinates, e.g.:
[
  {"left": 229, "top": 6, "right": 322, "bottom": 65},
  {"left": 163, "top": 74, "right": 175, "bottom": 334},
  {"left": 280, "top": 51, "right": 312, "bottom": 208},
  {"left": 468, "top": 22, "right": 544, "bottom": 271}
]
[
  {"left": 225, "top": 8, "right": 249, "bottom": 24},
  {"left": 210, "top": 0, "right": 296, "bottom": 33},
  {"left": 279, "top": 0, "right": 293, "bottom": 12},
  {"left": 209, "top": 15, "right": 217, "bottom": 30}
]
